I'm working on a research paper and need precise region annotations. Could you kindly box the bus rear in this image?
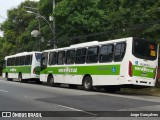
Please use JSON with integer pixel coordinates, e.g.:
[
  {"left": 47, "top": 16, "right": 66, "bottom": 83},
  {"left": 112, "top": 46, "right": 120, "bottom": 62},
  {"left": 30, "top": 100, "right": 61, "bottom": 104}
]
[
  {"left": 2, "top": 52, "right": 42, "bottom": 82},
  {"left": 127, "top": 38, "right": 158, "bottom": 87},
  {"left": 31, "top": 52, "right": 42, "bottom": 79}
]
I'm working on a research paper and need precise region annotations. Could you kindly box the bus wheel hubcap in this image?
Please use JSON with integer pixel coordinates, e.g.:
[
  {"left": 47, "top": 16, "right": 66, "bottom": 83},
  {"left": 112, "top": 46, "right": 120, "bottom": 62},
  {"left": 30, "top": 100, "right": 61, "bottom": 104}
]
[
  {"left": 50, "top": 78, "right": 54, "bottom": 84},
  {"left": 85, "top": 80, "right": 90, "bottom": 88}
]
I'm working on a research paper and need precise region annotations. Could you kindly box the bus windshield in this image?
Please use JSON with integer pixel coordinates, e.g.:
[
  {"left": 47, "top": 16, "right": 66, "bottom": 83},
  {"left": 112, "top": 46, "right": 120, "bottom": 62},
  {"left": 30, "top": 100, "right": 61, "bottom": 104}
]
[
  {"left": 132, "top": 38, "right": 157, "bottom": 60},
  {"left": 35, "top": 53, "right": 42, "bottom": 62}
]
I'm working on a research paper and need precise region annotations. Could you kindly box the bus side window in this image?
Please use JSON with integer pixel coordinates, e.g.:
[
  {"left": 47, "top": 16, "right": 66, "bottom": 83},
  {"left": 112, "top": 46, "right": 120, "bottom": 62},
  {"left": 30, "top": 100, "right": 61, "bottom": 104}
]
[
  {"left": 100, "top": 44, "right": 114, "bottom": 62},
  {"left": 114, "top": 42, "right": 126, "bottom": 62},
  {"left": 25, "top": 56, "right": 29, "bottom": 65},
  {"left": 11, "top": 58, "right": 15, "bottom": 66},
  {"left": 7, "top": 58, "right": 10, "bottom": 66},
  {"left": 58, "top": 51, "right": 65, "bottom": 65},
  {"left": 66, "top": 50, "right": 75, "bottom": 64},
  {"left": 86, "top": 46, "right": 99, "bottom": 63},
  {"left": 20, "top": 56, "right": 25, "bottom": 65},
  {"left": 15, "top": 57, "right": 20, "bottom": 66},
  {"left": 30, "top": 55, "right": 33, "bottom": 65},
  {"left": 75, "top": 48, "right": 86, "bottom": 64},
  {"left": 25, "top": 55, "right": 32, "bottom": 65},
  {"left": 49, "top": 52, "right": 57, "bottom": 65}
]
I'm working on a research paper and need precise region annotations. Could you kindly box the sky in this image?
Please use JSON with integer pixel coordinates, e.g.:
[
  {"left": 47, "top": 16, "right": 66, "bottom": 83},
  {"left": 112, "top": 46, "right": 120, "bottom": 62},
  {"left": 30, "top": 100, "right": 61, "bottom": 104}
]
[
  {"left": 0, "top": 0, "right": 27, "bottom": 23},
  {"left": 0, "top": 0, "right": 39, "bottom": 36}
]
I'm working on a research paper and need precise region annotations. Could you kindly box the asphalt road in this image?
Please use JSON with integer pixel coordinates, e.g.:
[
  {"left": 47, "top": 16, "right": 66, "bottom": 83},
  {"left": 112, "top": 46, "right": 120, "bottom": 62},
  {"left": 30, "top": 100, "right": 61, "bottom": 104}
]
[{"left": 0, "top": 78, "right": 160, "bottom": 120}]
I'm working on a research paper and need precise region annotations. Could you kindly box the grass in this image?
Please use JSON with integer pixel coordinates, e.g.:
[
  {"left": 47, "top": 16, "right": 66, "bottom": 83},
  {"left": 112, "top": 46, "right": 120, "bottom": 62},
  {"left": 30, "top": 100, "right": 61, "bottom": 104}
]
[{"left": 120, "top": 87, "right": 160, "bottom": 97}]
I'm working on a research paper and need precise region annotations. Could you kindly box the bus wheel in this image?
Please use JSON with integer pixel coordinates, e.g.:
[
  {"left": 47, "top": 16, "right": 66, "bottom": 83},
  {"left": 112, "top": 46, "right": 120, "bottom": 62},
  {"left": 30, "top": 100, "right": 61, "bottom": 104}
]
[
  {"left": 69, "top": 84, "right": 77, "bottom": 89},
  {"left": 18, "top": 73, "right": 23, "bottom": 82},
  {"left": 6, "top": 73, "right": 13, "bottom": 81},
  {"left": 47, "top": 75, "right": 55, "bottom": 87},
  {"left": 83, "top": 76, "right": 93, "bottom": 91}
]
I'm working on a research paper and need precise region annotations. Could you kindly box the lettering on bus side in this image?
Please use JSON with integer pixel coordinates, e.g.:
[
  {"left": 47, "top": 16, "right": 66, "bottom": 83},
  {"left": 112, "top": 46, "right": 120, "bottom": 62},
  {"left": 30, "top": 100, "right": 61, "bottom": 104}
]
[
  {"left": 10, "top": 68, "right": 16, "bottom": 72},
  {"left": 58, "top": 67, "right": 77, "bottom": 73},
  {"left": 134, "top": 66, "right": 154, "bottom": 73},
  {"left": 132, "top": 65, "right": 155, "bottom": 78}
]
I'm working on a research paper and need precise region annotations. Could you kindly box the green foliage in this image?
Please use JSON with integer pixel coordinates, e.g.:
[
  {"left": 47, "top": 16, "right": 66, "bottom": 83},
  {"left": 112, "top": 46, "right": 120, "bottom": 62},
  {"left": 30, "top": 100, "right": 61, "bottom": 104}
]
[
  {"left": 39, "top": 0, "right": 53, "bottom": 18},
  {"left": 0, "top": 1, "right": 39, "bottom": 67},
  {"left": 1, "top": 0, "right": 160, "bottom": 69},
  {"left": 54, "top": 0, "right": 160, "bottom": 47},
  {"left": 54, "top": 0, "right": 107, "bottom": 46}
]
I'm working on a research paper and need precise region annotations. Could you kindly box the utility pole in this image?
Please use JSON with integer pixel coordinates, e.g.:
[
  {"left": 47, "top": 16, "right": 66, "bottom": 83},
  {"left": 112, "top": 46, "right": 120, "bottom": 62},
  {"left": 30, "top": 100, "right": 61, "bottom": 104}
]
[
  {"left": 49, "top": 0, "right": 57, "bottom": 48},
  {"left": 52, "top": 0, "right": 57, "bottom": 48}
]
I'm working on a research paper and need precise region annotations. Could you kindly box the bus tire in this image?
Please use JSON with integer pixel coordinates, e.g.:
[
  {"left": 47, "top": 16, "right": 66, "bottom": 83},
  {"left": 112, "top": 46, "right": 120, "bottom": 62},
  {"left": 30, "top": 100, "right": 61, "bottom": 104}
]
[
  {"left": 47, "top": 75, "right": 55, "bottom": 87},
  {"left": 6, "top": 73, "right": 8, "bottom": 80},
  {"left": 18, "top": 73, "right": 24, "bottom": 82},
  {"left": 83, "top": 76, "right": 93, "bottom": 91},
  {"left": 69, "top": 84, "right": 77, "bottom": 89},
  {"left": 6, "top": 73, "right": 13, "bottom": 81}
]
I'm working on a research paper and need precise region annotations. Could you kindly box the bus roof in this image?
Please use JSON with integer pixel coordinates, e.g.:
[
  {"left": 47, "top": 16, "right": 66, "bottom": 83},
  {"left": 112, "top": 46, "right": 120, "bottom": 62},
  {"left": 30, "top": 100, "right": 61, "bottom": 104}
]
[
  {"left": 70, "top": 41, "right": 98, "bottom": 47},
  {"left": 43, "top": 37, "right": 133, "bottom": 53},
  {"left": 5, "top": 51, "right": 41, "bottom": 59},
  {"left": 98, "top": 37, "right": 132, "bottom": 45}
]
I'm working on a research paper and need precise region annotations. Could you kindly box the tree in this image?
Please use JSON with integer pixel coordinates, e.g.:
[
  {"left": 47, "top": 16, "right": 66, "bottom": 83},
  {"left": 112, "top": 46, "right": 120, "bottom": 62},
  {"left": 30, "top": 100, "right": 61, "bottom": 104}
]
[
  {"left": 0, "top": 1, "right": 39, "bottom": 65},
  {"left": 1, "top": 0, "right": 160, "bottom": 57},
  {"left": 53, "top": 0, "right": 160, "bottom": 46},
  {"left": 54, "top": 0, "right": 108, "bottom": 47}
]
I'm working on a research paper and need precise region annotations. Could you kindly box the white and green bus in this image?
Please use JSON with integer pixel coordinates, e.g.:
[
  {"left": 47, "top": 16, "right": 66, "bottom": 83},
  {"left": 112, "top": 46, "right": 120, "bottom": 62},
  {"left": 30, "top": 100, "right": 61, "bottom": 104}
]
[
  {"left": 40, "top": 37, "right": 158, "bottom": 91},
  {"left": 3, "top": 51, "right": 42, "bottom": 82}
]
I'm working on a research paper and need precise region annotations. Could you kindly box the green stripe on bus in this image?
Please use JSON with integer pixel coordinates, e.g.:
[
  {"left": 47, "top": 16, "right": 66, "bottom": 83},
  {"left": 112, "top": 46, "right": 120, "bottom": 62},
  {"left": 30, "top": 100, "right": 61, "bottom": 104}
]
[
  {"left": 132, "top": 65, "right": 155, "bottom": 78},
  {"left": 41, "top": 64, "right": 120, "bottom": 75},
  {"left": 3, "top": 66, "right": 31, "bottom": 74},
  {"left": 3, "top": 66, "right": 41, "bottom": 75}
]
